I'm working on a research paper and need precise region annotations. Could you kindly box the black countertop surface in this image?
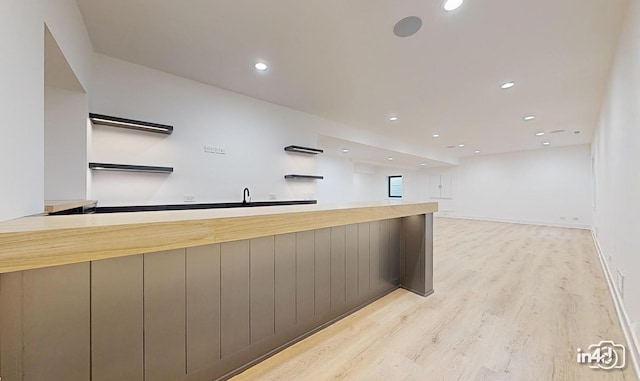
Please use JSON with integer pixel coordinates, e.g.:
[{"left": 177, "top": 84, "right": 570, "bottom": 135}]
[{"left": 92, "top": 200, "right": 317, "bottom": 214}]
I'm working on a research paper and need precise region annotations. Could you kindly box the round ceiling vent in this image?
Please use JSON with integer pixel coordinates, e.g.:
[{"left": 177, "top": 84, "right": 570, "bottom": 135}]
[{"left": 393, "top": 16, "right": 422, "bottom": 37}]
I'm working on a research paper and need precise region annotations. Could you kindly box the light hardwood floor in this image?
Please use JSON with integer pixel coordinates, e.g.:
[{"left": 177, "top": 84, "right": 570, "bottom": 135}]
[{"left": 232, "top": 217, "right": 636, "bottom": 381}]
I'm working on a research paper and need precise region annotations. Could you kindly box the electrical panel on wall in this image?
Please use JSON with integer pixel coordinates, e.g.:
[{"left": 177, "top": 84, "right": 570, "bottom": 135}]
[{"left": 429, "top": 175, "right": 452, "bottom": 199}]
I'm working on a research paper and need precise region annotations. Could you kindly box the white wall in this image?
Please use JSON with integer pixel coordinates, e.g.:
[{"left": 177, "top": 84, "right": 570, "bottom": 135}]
[
  {"left": 90, "top": 54, "right": 322, "bottom": 205},
  {"left": 419, "top": 145, "right": 593, "bottom": 228},
  {"left": 0, "top": 0, "right": 92, "bottom": 221},
  {"left": 316, "top": 155, "right": 354, "bottom": 204},
  {"left": 317, "top": 156, "right": 420, "bottom": 203},
  {"left": 90, "top": 54, "right": 433, "bottom": 207},
  {"left": 593, "top": 0, "right": 640, "bottom": 360},
  {"left": 418, "top": 165, "right": 459, "bottom": 213},
  {"left": 45, "top": 86, "right": 88, "bottom": 200}
]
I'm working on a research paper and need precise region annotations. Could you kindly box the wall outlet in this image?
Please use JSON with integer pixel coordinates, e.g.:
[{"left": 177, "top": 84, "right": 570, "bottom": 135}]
[
  {"left": 205, "top": 145, "right": 226, "bottom": 154},
  {"left": 184, "top": 195, "right": 195, "bottom": 203},
  {"left": 572, "top": 217, "right": 579, "bottom": 221},
  {"left": 269, "top": 193, "right": 277, "bottom": 200}
]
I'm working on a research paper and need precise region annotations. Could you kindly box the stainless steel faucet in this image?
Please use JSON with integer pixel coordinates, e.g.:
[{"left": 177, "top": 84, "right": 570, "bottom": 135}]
[{"left": 243, "top": 187, "right": 251, "bottom": 204}]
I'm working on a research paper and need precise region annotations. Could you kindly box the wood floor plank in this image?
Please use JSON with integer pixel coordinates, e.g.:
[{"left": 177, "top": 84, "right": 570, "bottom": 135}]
[{"left": 231, "top": 218, "right": 636, "bottom": 381}]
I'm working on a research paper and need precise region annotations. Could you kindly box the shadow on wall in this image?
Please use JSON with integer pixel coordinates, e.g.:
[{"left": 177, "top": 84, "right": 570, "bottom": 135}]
[{"left": 90, "top": 171, "right": 173, "bottom": 206}]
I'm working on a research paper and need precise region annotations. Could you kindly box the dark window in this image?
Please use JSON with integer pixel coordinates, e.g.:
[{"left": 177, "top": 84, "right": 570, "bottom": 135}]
[{"left": 388, "top": 175, "right": 403, "bottom": 198}]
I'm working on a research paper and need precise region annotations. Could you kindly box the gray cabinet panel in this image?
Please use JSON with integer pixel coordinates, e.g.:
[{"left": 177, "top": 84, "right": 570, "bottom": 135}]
[
  {"left": 296, "top": 230, "right": 315, "bottom": 324},
  {"left": 369, "top": 221, "right": 380, "bottom": 293},
  {"left": 186, "top": 244, "right": 221, "bottom": 373},
  {"left": 250, "top": 237, "right": 275, "bottom": 343},
  {"left": 425, "top": 214, "right": 434, "bottom": 294},
  {"left": 0, "top": 272, "right": 24, "bottom": 381},
  {"left": 400, "top": 215, "right": 427, "bottom": 295},
  {"left": 92, "top": 255, "right": 144, "bottom": 381},
  {"left": 275, "top": 233, "right": 296, "bottom": 332},
  {"left": 314, "top": 228, "right": 331, "bottom": 318},
  {"left": 379, "top": 219, "right": 391, "bottom": 288},
  {"left": 221, "top": 240, "right": 250, "bottom": 357},
  {"left": 345, "top": 224, "right": 359, "bottom": 304},
  {"left": 144, "top": 249, "right": 186, "bottom": 381},
  {"left": 358, "top": 223, "right": 371, "bottom": 299},
  {"left": 389, "top": 218, "right": 401, "bottom": 282},
  {"left": 330, "top": 226, "right": 346, "bottom": 312},
  {"left": 23, "top": 263, "right": 90, "bottom": 381}
]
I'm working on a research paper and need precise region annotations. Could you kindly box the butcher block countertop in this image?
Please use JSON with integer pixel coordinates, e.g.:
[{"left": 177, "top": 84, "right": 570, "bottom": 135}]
[
  {"left": 45, "top": 200, "right": 97, "bottom": 214},
  {"left": 0, "top": 201, "right": 438, "bottom": 274}
]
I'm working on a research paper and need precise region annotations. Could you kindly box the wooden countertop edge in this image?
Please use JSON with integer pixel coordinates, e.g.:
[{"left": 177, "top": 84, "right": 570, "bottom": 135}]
[
  {"left": 0, "top": 202, "right": 437, "bottom": 274},
  {"left": 44, "top": 200, "right": 97, "bottom": 214}
]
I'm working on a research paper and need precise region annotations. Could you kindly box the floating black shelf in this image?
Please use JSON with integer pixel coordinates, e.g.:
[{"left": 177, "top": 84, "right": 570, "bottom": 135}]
[
  {"left": 89, "top": 113, "right": 173, "bottom": 135},
  {"left": 284, "top": 174, "right": 324, "bottom": 180},
  {"left": 89, "top": 162, "right": 174, "bottom": 174},
  {"left": 284, "top": 145, "right": 323, "bottom": 155}
]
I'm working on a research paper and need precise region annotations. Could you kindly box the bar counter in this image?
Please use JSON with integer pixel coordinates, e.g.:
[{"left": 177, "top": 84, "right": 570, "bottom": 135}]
[
  {"left": 0, "top": 201, "right": 437, "bottom": 381},
  {"left": 0, "top": 201, "right": 437, "bottom": 274}
]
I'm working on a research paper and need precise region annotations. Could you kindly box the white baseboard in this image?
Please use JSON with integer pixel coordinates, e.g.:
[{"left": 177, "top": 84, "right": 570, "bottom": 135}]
[
  {"left": 435, "top": 214, "right": 591, "bottom": 230},
  {"left": 591, "top": 230, "right": 640, "bottom": 379}
]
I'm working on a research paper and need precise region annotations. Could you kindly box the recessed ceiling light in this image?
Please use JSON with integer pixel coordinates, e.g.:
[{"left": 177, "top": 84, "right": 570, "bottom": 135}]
[
  {"left": 500, "top": 81, "right": 515, "bottom": 89},
  {"left": 389, "top": 116, "right": 398, "bottom": 121},
  {"left": 388, "top": 157, "right": 394, "bottom": 161},
  {"left": 474, "top": 150, "right": 480, "bottom": 154},
  {"left": 432, "top": 134, "right": 440, "bottom": 138},
  {"left": 523, "top": 115, "right": 535, "bottom": 121},
  {"left": 458, "top": 144, "right": 465, "bottom": 147},
  {"left": 549, "top": 129, "right": 565, "bottom": 134},
  {"left": 341, "top": 148, "right": 349, "bottom": 153},
  {"left": 420, "top": 163, "right": 427, "bottom": 166},
  {"left": 535, "top": 132, "right": 545, "bottom": 136},
  {"left": 446, "top": 145, "right": 456, "bottom": 148},
  {"left": 254, "top": 62, "right": 268, "bottom": 71},
  {"left": 443, "top": 0, "right": 464, "bottom": 11},
  {"left": 542, "top": 141, "right": 550, "bottom": 146},
  {"left": 574, "top": 130, "right": 581, "bottom": 134}
]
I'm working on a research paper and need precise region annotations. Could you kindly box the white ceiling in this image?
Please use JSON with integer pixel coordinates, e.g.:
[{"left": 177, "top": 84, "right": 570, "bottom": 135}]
[{"left": 75, "top": 0, "right": 629, "bottom": 167}]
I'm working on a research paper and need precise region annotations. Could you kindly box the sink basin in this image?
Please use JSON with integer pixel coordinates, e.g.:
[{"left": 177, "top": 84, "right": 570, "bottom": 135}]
[{"left": 92, "top": 200, "right": 317, "bottom": 214}]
